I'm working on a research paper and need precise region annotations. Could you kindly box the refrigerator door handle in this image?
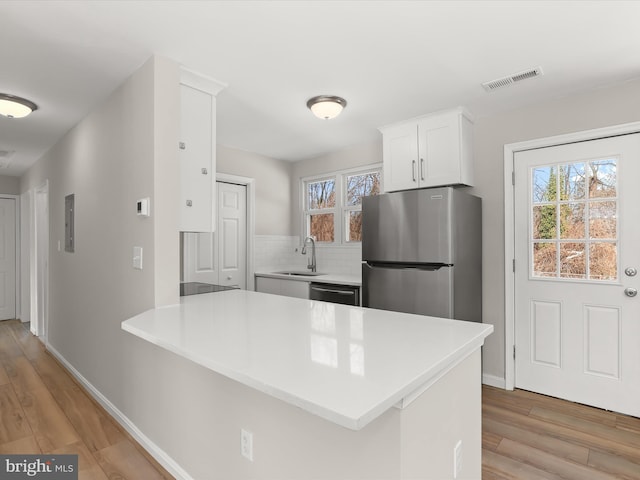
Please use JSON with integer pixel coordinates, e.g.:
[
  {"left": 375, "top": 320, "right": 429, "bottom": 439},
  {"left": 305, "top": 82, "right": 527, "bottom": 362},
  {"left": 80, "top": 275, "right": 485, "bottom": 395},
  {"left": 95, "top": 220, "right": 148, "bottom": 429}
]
[{"left": 365, "top": 262, "right": 451, "bottom": 271}]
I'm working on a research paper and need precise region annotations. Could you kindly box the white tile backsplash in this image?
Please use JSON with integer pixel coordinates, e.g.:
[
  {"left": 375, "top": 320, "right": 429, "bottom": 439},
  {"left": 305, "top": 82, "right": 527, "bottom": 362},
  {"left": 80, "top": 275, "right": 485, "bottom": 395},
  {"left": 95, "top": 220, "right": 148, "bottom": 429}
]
[{"left": 255, "top": 235, "right": 362, "bottom": 275}]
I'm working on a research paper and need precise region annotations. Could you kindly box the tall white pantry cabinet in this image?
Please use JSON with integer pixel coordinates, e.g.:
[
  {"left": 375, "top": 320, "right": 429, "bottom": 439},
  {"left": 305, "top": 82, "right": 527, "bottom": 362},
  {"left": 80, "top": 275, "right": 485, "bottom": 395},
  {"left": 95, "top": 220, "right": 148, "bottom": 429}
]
[
  {"left": 380, "top": 107, "right": 474, "bottom": 191},
  {"left": 179, "top": 68, "right": 225, "bottom": 232}
]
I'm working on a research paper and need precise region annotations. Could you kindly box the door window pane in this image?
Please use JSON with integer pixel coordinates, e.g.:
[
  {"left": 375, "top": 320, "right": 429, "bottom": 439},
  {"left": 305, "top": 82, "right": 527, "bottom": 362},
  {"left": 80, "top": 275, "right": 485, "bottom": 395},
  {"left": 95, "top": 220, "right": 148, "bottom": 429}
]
[
  {"left": 559, "top": 163, "right": 586, "bottom": 200},
  {"left": 559, "top": 203, "right": 585, "bottom": 239},
  {"left": 589, "top": 243, "right": 617, "bottom": 281},
  {"left": 533, "top": 205, "right": 557, "bottom": 239},
  {"left": 533, "top": 243, "right": 556, "bottom": 278},
  {"left": 533, "top": 166, "right": 557, "bottom": 203},
  {"left": 529, "top": 158, "right": 618, "bottom": 282},
  {"left": 588, "top": 159, "right": 617, "bottom": 198},
  {"left": 560, "top": 242, "right": 586, "bottom": 279},
  {"left": 589, "top": 201, "right": 617, "bottom": 239}
]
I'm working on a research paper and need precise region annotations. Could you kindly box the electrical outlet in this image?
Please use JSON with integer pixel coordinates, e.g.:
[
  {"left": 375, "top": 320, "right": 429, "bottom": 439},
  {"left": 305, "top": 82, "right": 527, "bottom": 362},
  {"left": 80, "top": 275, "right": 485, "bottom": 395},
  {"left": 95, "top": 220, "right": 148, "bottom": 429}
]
[
  {"left": 453, "top": 440, "right": 462, "bottom": 478},
  {"left": 241, "top": 429, "right": 253, "bottom": 462}
]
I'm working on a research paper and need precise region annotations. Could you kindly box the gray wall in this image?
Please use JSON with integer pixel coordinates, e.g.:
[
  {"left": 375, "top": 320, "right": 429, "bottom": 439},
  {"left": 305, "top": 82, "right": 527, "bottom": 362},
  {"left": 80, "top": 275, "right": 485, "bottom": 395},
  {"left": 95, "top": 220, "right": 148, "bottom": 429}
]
[
  {"left": 471, "top": 78, "right": 640, "bottom": 380},
  {"left": 217, "top": 144, "right": 292, "bottom": 235},
  {"left": 19, "top": 54, "right": 181, "bottom": 426},
  {"left": 0, "top": 175, "right": 19, "bottom": 195}
]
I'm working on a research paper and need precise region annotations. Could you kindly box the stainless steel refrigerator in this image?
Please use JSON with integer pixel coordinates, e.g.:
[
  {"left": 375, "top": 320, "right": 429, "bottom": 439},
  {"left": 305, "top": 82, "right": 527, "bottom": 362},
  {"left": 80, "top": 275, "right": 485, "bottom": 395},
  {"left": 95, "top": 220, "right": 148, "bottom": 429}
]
[{"left": 362, "top": 187, "right": 482, "bottom": 322}]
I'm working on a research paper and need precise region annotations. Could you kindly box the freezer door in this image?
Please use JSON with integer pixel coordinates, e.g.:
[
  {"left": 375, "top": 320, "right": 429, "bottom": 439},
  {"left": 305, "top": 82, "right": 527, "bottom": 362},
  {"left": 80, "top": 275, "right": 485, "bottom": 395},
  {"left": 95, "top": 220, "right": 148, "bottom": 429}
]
[
  {"left": 362, "top": 263, "right": 453, "bottom": 318},
  {"left": 362, "top": 188, "right": 453, "bottom": 264}
]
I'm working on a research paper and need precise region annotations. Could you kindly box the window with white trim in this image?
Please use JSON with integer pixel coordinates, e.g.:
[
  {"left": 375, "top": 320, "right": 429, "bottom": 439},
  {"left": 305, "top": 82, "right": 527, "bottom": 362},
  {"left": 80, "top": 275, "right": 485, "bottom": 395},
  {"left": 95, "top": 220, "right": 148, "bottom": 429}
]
[{"left": 302, "top": 166, "right": 381, "bottom": 244}]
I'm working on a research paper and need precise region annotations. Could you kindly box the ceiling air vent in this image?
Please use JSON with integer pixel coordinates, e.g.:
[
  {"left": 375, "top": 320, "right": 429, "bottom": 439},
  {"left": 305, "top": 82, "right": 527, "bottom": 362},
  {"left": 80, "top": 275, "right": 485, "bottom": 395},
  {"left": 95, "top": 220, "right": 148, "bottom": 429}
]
[{"left": 482, "top": 67, "right": 544, "bottom": 92}]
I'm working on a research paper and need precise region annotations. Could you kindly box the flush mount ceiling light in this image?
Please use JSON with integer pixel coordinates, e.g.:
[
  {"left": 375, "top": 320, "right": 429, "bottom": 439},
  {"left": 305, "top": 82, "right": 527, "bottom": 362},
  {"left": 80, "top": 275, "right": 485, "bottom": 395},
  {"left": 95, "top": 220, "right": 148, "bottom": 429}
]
[
  {"left": 307, "top": 95, "right": 347, "bottom": 120},
  {"left": 0, "top": 93, "right": 38, "bottom": 119}
]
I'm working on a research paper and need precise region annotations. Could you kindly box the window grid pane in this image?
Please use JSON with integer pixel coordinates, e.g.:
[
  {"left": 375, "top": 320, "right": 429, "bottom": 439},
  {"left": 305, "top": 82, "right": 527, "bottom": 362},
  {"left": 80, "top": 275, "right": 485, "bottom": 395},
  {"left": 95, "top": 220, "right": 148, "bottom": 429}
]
[{"left": 530, "top": 159, "right": 618, "bottom": 282}]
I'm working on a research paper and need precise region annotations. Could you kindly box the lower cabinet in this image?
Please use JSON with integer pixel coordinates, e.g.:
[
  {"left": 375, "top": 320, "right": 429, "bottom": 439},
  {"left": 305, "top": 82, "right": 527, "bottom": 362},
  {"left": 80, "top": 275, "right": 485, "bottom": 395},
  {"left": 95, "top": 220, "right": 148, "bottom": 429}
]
[{"left": 255, "top": 277, "right": 309, "bottom": 299}]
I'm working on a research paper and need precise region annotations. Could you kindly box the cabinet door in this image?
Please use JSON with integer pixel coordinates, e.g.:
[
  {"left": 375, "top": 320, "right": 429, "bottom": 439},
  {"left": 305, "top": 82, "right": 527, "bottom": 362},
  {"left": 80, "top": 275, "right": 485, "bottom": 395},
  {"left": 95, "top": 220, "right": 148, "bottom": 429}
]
[
  {"left": 382, "top": 123, "right": 419, "bottom": 192},
  {"left": 280, "top": 280, "right": 309, "bottom": 299},
  {"left": 417, "top": 111, "right": 461, "bottom": 188},
  {"left": 255, "top": 277, "right": 282, "bottom": 295},
  {"left": 255, "top": 277, "right": 309, "bottom": 299},
  {"left": 179, "top": 84, "right": 214, "bottom": 232}
]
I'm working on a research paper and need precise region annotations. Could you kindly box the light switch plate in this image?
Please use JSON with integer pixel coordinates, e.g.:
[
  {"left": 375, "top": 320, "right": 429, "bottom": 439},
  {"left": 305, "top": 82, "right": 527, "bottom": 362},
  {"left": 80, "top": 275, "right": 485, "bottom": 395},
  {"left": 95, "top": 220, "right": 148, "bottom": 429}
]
[{"left": 133, "top": 246, "right": 143, "bottom": 270}]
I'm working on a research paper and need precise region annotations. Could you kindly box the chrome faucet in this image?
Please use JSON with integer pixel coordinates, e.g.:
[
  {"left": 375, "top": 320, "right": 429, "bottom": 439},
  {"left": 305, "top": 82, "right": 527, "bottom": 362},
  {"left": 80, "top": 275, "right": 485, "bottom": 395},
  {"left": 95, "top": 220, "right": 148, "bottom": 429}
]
[{"left": 301, "top": 236, "right": 316, "bottom": 272}]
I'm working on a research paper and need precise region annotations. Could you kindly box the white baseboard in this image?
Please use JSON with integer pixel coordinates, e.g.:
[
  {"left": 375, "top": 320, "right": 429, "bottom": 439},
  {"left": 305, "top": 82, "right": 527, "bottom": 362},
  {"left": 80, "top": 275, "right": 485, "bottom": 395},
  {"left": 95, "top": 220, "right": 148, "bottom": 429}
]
[
  {"left": 46, "top": 344, "right": 193, "bottom": 480},
  {"left": 482, "top": 373, "right": 506, "bottom": 389}
]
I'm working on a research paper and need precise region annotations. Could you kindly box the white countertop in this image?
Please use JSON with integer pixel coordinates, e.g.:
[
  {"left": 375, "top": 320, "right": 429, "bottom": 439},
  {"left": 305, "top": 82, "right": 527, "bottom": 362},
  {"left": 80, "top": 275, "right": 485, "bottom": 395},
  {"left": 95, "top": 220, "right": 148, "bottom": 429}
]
[
  {"left": 255, "top": 270, "right": 361, "bottom": 286},
  {"left": 122, "top": 290, "right": 492, "bottom": 430}
]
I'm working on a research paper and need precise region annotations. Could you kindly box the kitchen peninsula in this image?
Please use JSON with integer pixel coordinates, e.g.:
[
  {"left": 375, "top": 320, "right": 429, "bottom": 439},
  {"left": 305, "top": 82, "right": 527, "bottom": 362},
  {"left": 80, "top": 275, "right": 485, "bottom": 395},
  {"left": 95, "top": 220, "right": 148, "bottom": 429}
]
[{"left": 122, "top": 289, "right": 492, "bottom": 479}]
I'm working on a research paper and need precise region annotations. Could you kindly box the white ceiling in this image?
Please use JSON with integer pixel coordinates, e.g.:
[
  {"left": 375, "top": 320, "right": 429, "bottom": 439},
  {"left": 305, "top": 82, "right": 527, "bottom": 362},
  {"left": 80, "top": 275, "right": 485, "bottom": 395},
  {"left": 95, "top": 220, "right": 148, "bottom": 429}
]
[{"left": 2, "top": 1, "right": 640, "bottom": 176}]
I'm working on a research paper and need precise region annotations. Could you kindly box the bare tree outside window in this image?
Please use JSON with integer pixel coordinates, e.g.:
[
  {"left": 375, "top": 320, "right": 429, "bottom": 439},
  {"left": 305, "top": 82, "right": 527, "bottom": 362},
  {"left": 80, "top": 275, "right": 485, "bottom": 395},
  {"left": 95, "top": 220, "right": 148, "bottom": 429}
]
[
  {"left": 303, "top": 167, "right": 381, "bottom": 244},
  {"left": 531, "top": 159, "right": 617, "bottom": 281}
]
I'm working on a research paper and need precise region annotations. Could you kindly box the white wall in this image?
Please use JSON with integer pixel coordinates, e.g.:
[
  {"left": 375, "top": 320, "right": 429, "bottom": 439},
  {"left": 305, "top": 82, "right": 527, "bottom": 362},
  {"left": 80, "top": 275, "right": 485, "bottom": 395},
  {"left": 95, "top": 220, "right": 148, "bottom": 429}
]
[
  {"left": 217, "top": 144, "right": 292, "bottom": 235},
  {"left": 471, "top": 78, "right": 640, "bottom": 381}
]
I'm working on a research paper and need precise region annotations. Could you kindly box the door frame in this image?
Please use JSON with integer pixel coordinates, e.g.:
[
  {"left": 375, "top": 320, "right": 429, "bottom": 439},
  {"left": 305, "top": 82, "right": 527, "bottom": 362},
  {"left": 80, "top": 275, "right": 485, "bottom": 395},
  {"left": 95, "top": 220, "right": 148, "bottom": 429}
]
[
  {"left": 216, "top": 173, "right": 256, "bottom": 290},
  {"left": 0, "top": 194, "right": 20, "bottom": 321},
  {"left": 503, "top": 121, "right": 640, "bottom": 390}
]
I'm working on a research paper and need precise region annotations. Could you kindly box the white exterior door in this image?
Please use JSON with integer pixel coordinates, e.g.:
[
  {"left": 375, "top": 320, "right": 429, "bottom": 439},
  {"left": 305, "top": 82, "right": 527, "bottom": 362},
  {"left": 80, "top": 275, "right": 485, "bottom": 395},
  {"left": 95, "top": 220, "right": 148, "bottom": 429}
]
[
  {"left": 183, "top": 182, "right": 247, "bottom": 288},
  {"left": 0, "top": 198, "right": 16, "bottom": 320},
  {"left": 514, "top": 134, "right": 640, "bottom": 416}
]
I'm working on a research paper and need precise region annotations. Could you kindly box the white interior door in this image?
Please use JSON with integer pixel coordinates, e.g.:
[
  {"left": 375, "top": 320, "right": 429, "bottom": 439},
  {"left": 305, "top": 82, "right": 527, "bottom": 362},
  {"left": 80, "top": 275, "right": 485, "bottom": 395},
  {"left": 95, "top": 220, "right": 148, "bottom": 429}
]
[
  {"left": 217, "top": 182, "right": 246, "bottom": 288},
  {"left": 514, "top": 134, "right": 640, "bottom": 416},
  {"left": 183, "top": 182, "right": 247, "bottom": 288},
  {"left": 0, "top": 198, "right": 16, "bottom": 320}
]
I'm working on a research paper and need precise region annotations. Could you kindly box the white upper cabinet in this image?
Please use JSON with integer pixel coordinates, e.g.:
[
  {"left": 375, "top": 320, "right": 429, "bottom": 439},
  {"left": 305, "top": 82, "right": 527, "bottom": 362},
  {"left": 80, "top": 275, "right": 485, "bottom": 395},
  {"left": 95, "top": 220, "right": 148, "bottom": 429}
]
[
  {"left": 179, "top": 68, "right": 225, "bottom": 232},
  {"left": 380, "top": 107, "right": 474, "bottom": 192}
]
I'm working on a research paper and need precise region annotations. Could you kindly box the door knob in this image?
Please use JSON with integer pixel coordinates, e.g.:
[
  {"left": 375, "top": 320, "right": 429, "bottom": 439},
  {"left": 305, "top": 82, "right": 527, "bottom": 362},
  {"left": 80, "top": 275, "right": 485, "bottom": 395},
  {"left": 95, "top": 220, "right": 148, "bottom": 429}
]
[
  {"left": 624, "top": 287, "right": 637, "bottom": 297},
  {"left": 227, "top": 276, "right": 232, "bottom": 280},
  {"left": 624, "top": 267, "right": 637, "bottom": 277}
]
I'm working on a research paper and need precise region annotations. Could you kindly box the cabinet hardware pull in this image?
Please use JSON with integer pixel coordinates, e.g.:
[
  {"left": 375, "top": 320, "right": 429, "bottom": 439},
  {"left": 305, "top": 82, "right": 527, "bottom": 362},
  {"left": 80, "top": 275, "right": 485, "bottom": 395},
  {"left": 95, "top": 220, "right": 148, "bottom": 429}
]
[
  {"left": 186, "top": 200, "right": 193, "bottom": 207},
  {"left": 420, "top": 158, "right": 425, "bottom": 180},
  {"left": 201, "top": 168, "right": 208, "bottom": 175},
  {"left": 412, "top": 160, "right": 417, "bottom": 182},
  {"left": 179, "top": 142, "right": 186, "bottom": 150}
]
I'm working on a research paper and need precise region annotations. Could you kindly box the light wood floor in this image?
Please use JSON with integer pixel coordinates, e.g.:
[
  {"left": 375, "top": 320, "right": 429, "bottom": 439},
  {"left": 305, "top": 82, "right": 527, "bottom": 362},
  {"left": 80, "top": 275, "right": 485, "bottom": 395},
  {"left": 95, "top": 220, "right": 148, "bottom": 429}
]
[
  {"left": 483, "top": 385, "right": 640, "bottom": 479},
  {"left": 2, "top": 319, "right": 639, "bottom": 479},
  {"left": 0, "top": 319, "right": 173, "bottom": 479}
]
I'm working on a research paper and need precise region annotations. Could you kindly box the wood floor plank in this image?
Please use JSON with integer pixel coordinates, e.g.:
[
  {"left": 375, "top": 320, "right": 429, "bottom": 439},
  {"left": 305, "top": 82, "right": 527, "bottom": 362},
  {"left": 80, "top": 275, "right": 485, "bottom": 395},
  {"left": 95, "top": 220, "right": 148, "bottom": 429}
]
[
  {"left": 0, "top": 323, "right": 24, "bottom": 362},
  {"left": 529, "top": 406, "right": 640, "bottom": 450},
  {"left": 483, "top": 417, "right": 590, "bottom": 465},
  {"left": 587, "top": 449, "right": 640, "bottom": 480},
  {"left": 19, "top": 387, "right": 81, "bottom": 452},
  {"left": 54, "top": 384, "right": 125, "bottom": 452},
  {"left": 6, "top": 320, "right": 45, "bottom": 361},
  {"left": 616, "top": 413, "right": 640, "bottom": 435},
  {"left": 0, "top": 435, "right": 41, "bottom": 454},
  {"left": 94, "top": 439, "right": 168, "bottom": 480},
  {"left": 483, "top": 402, "right": 640, "bottom": 461},
  {"left": 496, "top": 437, "right": 621, "bottom": 480},
  {"left": 507, "top": 388, "right": 618, "bottom": 427},
  {"left": 0, "top": 383, "right": 32, "bottom": 445},
  {"left": 50, "top": 441, "right": 109, "bottom": 479},
  {"left": 483, "top": 448, "right": 565, "bottom": 480},
  {"left": 4, "top": 355, "right": 49, "bottom": 397},
  {"left": 0, "top": 362, "right": 9, "bottom": 385}
]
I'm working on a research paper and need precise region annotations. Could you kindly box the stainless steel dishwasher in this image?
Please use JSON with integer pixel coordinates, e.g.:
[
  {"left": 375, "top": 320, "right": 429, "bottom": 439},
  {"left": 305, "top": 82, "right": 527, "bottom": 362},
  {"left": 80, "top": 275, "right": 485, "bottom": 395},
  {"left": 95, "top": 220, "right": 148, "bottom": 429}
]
[{"left": 309, "top": 282, "right": 360, "bottom": 306}]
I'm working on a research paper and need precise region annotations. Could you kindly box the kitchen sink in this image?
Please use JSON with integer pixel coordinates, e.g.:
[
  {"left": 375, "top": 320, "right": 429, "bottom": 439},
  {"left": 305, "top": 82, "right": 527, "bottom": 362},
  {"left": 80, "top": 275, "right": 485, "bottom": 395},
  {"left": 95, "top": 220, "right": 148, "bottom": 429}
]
[{"left": 272, "top": 271, "right": 326, "bottom": 276}]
